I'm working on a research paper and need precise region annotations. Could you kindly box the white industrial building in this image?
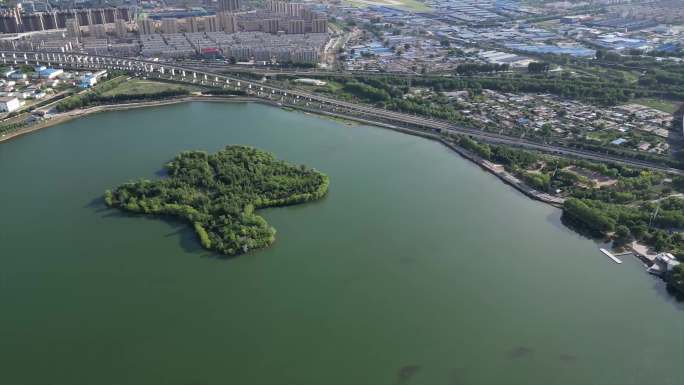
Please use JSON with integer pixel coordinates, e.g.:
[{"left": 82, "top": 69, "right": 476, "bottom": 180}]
[{"left": 0, "top": 96, "right": 21, "bottom": 112}]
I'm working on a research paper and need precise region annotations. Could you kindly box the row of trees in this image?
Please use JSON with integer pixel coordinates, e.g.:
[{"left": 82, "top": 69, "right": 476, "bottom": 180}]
[
  {"left": 342, "top": 73, "right": 639, "bottom": 106},
  {"left": 527, "top": 62, "right": 551, "bottom": 73},
  {"left": 456, "top": 63, "right": 510, "bottom": 75},
  {"left": 318, "top": 74, "right": 682, "bottom": 168},
  {"left": 56, "top": 88, "right": 190, "bottom": 112},
  {"left": 562, "top": 198, "right": 617, "bottom": 233},
  {"left": 449, "top": 134, "right": 684, "bottom": 294},
  {"left": 342, "top": 81, "right": 392, "bottom": 102},
  {"left": 446, "top": 135, "right": 684, "bottom": 261}
]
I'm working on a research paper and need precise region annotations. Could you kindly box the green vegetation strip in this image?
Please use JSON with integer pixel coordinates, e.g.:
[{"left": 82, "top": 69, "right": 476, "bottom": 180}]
[
  {"left": 451, "top": 134, "right": 684, "bottom": 295},
  {"left": 56, "top": 78, "right": 192, "bottom": 112},
  {"left": 100, "top": 79, "right": 203, "bottom": 97},
  {"left": 633, "top": 98, "right": 680, "bottom": 114},
  {"left": 105, "top": 146, "right": 329, "bottom": 256}
]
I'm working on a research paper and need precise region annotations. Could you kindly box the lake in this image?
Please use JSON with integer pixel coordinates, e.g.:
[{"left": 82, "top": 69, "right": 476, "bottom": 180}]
[{"left": 0, "top": 102, "right": 682, "bottom": 385}]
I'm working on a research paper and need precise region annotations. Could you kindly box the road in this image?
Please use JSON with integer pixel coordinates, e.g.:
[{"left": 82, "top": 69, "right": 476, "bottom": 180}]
[{"left": 4, "top": 50, "right": 683, "bottom": 176}]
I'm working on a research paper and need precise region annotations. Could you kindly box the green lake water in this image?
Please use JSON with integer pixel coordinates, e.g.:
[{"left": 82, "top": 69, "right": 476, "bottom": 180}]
[{"left": 0, "top": 102, "right": 682, "bottom": 385}]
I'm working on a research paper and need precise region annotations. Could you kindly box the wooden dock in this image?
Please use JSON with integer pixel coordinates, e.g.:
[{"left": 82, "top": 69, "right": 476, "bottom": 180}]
[{"left": 600, "top": 248, "right": 623, "bottom": 264}]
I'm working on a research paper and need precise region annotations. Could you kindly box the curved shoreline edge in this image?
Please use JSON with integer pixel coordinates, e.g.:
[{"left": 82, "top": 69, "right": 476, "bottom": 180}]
[{"left": 0, "top": 95, "right": 564, "bottom": 208}]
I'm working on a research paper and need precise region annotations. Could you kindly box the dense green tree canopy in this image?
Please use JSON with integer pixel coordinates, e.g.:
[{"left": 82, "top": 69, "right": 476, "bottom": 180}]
[{"left": 105, "top": 146, "right": 329, "bottom": 256}]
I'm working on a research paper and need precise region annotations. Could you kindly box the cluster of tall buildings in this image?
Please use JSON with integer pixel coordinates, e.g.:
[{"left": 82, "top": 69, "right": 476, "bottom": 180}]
[
  {"left": 137, "top": 0, "right": 326, "bottom": 36},
  {"left": 0, "top": 0, "right": 329, "bottom": 64},
  {"left": 139, "top": 13, "right": 236, "bottom": 35},
  {"left": 238, "top": 0, "right": 328, "bottom": 34},
  {"left": 218, "top": 0, "right": 241, "bottom": 13},
  {"left": 0, "top": 6, "right": 132, "bottom": 34},
  {"left": 140, "top": 30, "right": 327, "bottom": 64}
]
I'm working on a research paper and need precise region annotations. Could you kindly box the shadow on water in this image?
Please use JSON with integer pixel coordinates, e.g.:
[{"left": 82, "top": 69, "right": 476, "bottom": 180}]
[
  {"left": 546, "top": 210, "right": 615, "bottom": 245},
  {"left": 398, "top": 256, "right": 417, "bottom": 265},
  {"left": 558, "top": 353, "right": 578, "bottom": 364},
  {"left": 656, "top": 280, "right": 684, "bottom": 309},
  {"left": 94, "top": 203, "right": 229, "bottom": 261},
  {"left": 507, "top": 346, "right": 534, "bottom": 360},
  {"left": 154, "top": 166, "right": 169, "bottom": 178},
  {"left": 158, "top": 218, "right": 233, "bottom": 260},
  {"left": 85, "top": 195, "right": 109, "bottom": 213},
  {"left": 164, "top": 225, "right": 206, "bottom": 255},
  {"left": 395, "top": 365, "right": 421, "bottom": 385},
  {"left": 558, "top": 213, "right": 609, "bottom": 243},
  {"left": 545, "top": 210, "right": 568, "bottom": 232},
  {"left": 85, "top": 182, "right": 328, "bottom": 262}
]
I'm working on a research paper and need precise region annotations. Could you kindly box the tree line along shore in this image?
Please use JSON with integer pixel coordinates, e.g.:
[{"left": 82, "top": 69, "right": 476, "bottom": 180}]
[{"left": 447, "top": 134, "right": 684, "bottom": 296}]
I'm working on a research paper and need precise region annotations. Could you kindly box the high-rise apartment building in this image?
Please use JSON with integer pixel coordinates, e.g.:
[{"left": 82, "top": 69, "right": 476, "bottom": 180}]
[
  {"left": 41, "top": 12, "right": 57, "bottom": 29},
  {"left": 115, "top": 19, "right": 127, "bottom": 38},
  {"left": 201, "top": 16, "right": 218, "bottom": 32},
  {"left": 288, "top": 19, "right": 304, "bottom": 34},
  {"left": 65, "top": 18, "right": 80, "bottom": 38},
  {"left": 264, "top": 19, "right": 279, "bottom": 33},
  {"left": 0, "top": 7, "right": 134, "bottom": 33},
  {"left": 218, "top": 0, "right": 240, "bottom": 12},
  {"left": 0, "top": 8, "right": 21, "bottom": 34},
  {"left": 21, "top": 13, "right": 44, "bottom": 31},
  {"left": 161, "top": 18, "right": 178, "bottom": 34},
  {"left": 311, "top": 18, "right": 327, "bottom": 33},
  {"left": 137, "top": 18, "right": 154, "bottom": 35},
  {"left": 90, "top": 23, "right": 107, "bottom": 38},
  {"left": 218, "top": 12, "right": 237, "bottom": 33},
  {"left": 187, "top": 17, "right": 199, "bottom": 33}
]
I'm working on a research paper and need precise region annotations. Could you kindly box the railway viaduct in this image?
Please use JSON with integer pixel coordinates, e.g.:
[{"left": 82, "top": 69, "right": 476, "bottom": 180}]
[{"left": 2, "top": 50, "right": 682, "bottom": 175}]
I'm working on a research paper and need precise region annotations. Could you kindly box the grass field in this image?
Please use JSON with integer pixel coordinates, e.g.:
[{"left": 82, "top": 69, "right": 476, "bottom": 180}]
[
  {"left": 633, "top": 98, "right": 681, "bottom": 114},
  {"left": 101, "top": 79, "right": 202, "bottom": 97},
  {"left": 345, "top": 0, "right": 432, "bottom": 12},
  {"left": 534, "top": 19, "right": 561, "bottom": 29}
]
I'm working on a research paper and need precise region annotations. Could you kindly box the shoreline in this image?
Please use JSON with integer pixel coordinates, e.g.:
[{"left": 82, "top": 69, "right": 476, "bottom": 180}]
[
  {"left": 0, "top": 96, "right": 263, "bottom": 144},
  {"left": 3, "top": 96, "right": 681, "bottom": 284},
  {"left": 0, "top": 95, "right": 565, "bottom": 208}
]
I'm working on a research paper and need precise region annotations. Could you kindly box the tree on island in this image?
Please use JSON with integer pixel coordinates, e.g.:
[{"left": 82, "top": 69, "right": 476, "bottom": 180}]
[{"left": 105, "top": 146, "right": 329, "bottom": 256}]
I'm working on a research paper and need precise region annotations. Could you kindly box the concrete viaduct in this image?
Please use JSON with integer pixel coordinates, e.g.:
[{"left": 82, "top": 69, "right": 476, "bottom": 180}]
[{"left": 2, "top": 50, "right": 682, "bottom": 176}]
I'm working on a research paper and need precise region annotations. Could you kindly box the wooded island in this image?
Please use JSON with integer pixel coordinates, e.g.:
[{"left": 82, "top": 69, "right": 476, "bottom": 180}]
[{"left": 105, "top": 145, "right": 329, "bottom": 256}]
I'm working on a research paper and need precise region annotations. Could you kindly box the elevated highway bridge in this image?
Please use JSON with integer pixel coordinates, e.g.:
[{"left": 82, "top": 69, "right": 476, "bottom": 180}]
[{"left": 3, "top": 50, "right": 682, "bottom": 176}]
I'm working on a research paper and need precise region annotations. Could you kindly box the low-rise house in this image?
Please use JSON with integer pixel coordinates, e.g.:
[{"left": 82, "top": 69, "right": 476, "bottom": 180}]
[
  {"left": 79, "top": 74, "right": 98, "bottom": 88},
  {"left": 8, "top": 72, "right": 27, "bottom": 80},
  {"left": 638, "top": 142, "right": 651, "bottom": 151},
  {"left": 33, "top": 68, "right": 64, "bottom": 80},
  {"left": 18, "top": 89, "right": 34, "bottom": 99}
]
